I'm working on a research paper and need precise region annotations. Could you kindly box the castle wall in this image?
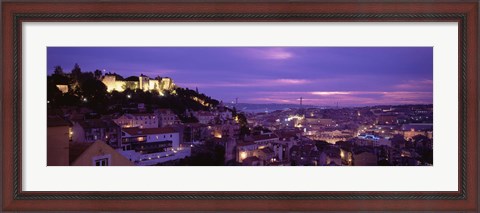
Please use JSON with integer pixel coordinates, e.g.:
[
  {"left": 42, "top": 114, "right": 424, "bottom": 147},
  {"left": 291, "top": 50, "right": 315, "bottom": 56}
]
[
  {"left": 102, "top": 75, "right": 117, "bottom": 92},
  {"left": 102, "top": 75, "right": 174, "bottom": 94}
]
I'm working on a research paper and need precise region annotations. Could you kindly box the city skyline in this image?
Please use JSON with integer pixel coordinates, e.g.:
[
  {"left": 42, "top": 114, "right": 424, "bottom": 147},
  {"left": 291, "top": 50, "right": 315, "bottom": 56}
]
[{"left": 47, "top": 47, "right": 433, "bottom": 106}]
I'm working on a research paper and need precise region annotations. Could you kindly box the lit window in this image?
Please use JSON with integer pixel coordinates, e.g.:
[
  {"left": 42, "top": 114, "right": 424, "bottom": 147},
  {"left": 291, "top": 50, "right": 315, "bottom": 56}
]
[{"left": 95, "top": 158, "right": 109, "bottom": 166}]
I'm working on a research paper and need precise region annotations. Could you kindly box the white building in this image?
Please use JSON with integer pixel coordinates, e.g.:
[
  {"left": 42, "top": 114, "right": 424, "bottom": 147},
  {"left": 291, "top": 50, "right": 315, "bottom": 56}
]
[
  {"left": 119, "top": 127, "right": 189, "bottom": 165},
  {"left": 355, "top": 135, "right": 392, "bottom": 147}
]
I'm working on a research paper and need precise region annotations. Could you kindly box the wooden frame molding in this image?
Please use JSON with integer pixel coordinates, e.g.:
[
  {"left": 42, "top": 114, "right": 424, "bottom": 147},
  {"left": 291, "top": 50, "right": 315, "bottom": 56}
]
[{"left": 2, "top": 1, "right": 478, "bottom": 211}]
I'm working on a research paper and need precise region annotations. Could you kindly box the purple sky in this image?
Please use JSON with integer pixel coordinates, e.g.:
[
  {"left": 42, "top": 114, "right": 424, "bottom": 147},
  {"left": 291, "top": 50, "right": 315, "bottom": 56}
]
[{"left": 47, "top": 47, "right": 433, "bottom": 106}]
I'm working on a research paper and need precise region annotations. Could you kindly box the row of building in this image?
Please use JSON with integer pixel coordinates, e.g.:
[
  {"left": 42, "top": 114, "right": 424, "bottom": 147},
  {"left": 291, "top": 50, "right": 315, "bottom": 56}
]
[{"left": 48, "top": 104, "right": 238, "bottom": 166}]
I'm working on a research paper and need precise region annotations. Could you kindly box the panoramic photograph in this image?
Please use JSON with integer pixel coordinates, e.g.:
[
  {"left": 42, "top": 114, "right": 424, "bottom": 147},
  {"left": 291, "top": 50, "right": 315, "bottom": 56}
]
[{"left": 47, "top": 47, "right": 433, "bottom": 166}]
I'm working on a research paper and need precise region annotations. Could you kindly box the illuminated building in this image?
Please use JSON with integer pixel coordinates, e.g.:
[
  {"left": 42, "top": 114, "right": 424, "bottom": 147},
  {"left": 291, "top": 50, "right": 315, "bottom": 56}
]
[
  {"left": 55, "top": 84, "right": 69, "bottom": 93},
  {"left": 101, "top": 73, "right": 175, "bottom": 94},
  {"left": 119, "top": 127, "right": 190, "bottom": 166},
  {"left": 210, "top": 124, "right": 240, "bottom": 140},
  {"left": 401, "top": 123, "right": 433, "bottom": 140},
  {"left": 236, "top": 141, "right": 258, "bottom": 163}
]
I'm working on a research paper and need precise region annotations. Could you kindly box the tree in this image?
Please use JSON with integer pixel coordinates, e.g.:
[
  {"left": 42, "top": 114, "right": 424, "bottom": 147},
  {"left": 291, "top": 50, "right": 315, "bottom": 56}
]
[
  {"left": 77, "top": 75, "right": 108, "bottom": 113},
  {"left": 53, "top": 66, "right": 64, "bottom": 75},
  {"left": 94, "top": 69, "right": 103, "bottom": 79},
  {"left": 71, "top": 63, "right": 82, "bottom": 80},
  {"left": 237, "top": 113, "right": 250, "bottom": 138},
  {"left": 47, "top": 81, "right": 62, "bottom": 106}
]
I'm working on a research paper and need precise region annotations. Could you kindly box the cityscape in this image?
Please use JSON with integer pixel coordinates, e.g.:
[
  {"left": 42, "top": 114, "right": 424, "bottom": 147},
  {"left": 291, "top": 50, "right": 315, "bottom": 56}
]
[{"left": 47, "top": 47, "right": 433, "bottom": 166}]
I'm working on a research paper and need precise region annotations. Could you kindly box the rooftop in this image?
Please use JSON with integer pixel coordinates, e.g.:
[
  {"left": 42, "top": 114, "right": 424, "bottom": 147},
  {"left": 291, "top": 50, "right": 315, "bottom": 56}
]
[
  {"left": 77, "top": 119, "right": 119, "bottom": 129},
  {"left": 47, "top": 116, "right": 72, "bottom": 127},
  {"left": 122, "top": 127, "right": 177, "bottom": 136},
  {"left": 69, "top": 142, "right": 94, "bottom": 165}
]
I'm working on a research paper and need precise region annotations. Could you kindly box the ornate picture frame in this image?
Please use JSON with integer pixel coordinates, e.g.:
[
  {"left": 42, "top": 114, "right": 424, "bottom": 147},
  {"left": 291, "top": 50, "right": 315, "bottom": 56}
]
[{"left": 2, "top": 1, "right": 478, "bottom": 211}]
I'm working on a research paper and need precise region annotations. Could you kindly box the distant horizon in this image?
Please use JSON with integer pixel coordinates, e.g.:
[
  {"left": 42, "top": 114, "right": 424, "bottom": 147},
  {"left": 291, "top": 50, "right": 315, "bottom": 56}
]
[
  {"left": 224, "top": 102, "right": 433, "bottom": 108},
  {"left": 48, "top": 47, "right": 433, "bottom": 106}
]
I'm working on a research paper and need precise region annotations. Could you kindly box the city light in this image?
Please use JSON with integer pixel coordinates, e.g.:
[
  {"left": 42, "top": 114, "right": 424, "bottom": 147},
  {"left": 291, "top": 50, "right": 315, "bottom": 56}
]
[
  {"left": 240, "top": 152, "right": 247, "bottom": 160},
  {"left": 287, "top": 115, "right": 304, "bottom": 121},
  {"left": 47, "top": 48, "right": 433, "bottom": 168}
]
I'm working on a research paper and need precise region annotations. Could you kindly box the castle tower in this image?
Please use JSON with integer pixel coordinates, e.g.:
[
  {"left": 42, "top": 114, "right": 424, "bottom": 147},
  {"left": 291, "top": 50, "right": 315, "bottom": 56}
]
[{"left": 139, "top": 74, "right": 150, "bottom": 91}]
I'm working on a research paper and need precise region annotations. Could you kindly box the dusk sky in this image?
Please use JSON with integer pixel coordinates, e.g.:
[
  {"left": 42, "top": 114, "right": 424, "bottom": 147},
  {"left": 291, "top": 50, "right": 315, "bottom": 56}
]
[{"left": 47, "top": 47, "right": 433, "bottom": 106}]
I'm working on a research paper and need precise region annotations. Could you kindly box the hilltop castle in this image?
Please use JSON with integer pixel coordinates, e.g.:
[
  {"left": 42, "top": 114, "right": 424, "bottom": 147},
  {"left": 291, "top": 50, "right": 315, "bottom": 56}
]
[{"left": 102, "top": 74, "right": 175, "bottom": 94}]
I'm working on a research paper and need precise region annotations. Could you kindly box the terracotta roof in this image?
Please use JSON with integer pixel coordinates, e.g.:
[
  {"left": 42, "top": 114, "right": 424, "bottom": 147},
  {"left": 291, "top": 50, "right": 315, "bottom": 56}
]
[
  {"left": 69, "top": 142, "right": 94, "bottom": 165},
  {"left": 47, "top": 116, "right": 72, "bottom": 127},
  {"left": 122, "top": 127, "right": 177, "bottom": 136},
  {"left": 77, "top": 119, "right": 119, "bottom": 129}
]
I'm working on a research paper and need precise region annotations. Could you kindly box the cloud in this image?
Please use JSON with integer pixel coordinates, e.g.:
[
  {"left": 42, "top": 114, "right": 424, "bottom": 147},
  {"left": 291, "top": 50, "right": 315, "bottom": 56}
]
[
  {"left": 248, "top": 97, "right": 293, "bottom": 103},
  {"left": 245, "top": 48, "right": 294, "bottom": 60},
  {"left": 136, "top": 69, "right": 176, "bottom": 76},
  {"left": 311, "top": 91, "right": 352, "bottom": 96},
  {"left": 393, "top": 79, "right": 433, "bottom": 90},
  {"left": 252, "top": 90, "right": 432, "bottom": 106},
  {"left": 273, "top": 79, "right": 310, "bottom": 84},
  {"left": 176, "top": 78, "right": 311, "bottom": 88}
]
